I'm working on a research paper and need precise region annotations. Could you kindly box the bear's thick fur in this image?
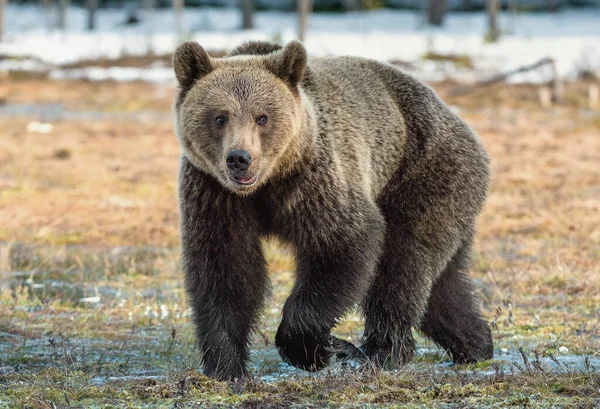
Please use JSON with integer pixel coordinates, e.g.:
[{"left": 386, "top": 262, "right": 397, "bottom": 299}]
[{"left": 173, "top": 40, "right": 493, "bottom": 381}]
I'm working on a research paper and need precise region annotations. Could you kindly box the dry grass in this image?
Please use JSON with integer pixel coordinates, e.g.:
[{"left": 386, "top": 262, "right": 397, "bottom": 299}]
[{"left": 1, "top": 78, "right": 599, "bottom": 408}]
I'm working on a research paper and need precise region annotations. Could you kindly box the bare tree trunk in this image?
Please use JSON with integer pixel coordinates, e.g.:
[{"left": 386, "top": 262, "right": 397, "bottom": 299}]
[
  {"left": 86, "top": 0, "right": 98, "bottom": 31},
  {"left": 42, "top": 0, "right": 54, "bottom": 31},
  {"left": 241, "top": 0, "right": 253, "bottom": 30},
  {"left": 58, "top": 0, "right": 70, "bottom": 31},
  {"left": 143, "top": 0, "right": 155, "bottom": 54},
  {"left": 143, "top": 0, "right": 155, "bottom": 15},
  {"left": 427, "top": 0, "right": 447, "bottom": 26},
  {"left": 486, "top": 0, "right": 499, "bottom": 42},
  {"left": 418, "top": 0, "right": 427, "bottom": 28},
  {"left": 507, "top": 0, "right": 517, "bottom": 34},
  {"left": 297, "top": 0, "right": 312, "bottom": 42},
  {"left": 341, "top": 0, "right": 360, "bottom": 10},
  {"left": 550, "top": 59, "right": 563, "bottom": 104},
  {"left": 0, "top": 0, "right": 5, "bottom": 43},
  {"left": 174, "top": 0, "right": 184, "bottom": 37}
]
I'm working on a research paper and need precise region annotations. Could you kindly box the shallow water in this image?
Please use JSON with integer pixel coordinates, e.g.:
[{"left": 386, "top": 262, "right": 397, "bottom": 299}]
[
  {"left": 1, "top": 309, "right": 597, "bottom": 386},
  {"left": 2, "top": 277, "right": 598, "bottom": 380},
  {"left": 1, "top": 261, "right": 598, "bottom": 384}
]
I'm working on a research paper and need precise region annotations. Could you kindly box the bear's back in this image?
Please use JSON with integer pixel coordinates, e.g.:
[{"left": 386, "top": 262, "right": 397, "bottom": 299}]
[
  {"left": 307, "top": 55, "right": 487, "bottom": 201},
  {"left": 300, "top": 56, "right": 409, "bottom": 199}
]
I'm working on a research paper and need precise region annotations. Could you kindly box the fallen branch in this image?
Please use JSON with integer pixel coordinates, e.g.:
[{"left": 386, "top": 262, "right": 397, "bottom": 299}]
[{"left": 449, "top": 57, "right": 554, "bottom": 96}]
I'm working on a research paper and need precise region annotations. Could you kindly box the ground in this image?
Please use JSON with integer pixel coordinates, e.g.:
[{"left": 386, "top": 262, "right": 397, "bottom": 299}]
[{"left": 0, "top": 77, "right": 599, "bottom": 408}]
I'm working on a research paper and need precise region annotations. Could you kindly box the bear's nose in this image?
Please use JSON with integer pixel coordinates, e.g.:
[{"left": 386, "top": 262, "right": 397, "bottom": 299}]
[{"left": 226, "top": 150, "right": 252, "bottom": 171}]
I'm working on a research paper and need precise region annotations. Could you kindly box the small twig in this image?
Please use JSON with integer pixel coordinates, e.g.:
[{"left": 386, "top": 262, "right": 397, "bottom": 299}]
[
  {"left": 518, "top": 347, "right": 532, "bottom": 376},
  {"left": 163, "top": 327, "right": 177, "bottom": 357}
]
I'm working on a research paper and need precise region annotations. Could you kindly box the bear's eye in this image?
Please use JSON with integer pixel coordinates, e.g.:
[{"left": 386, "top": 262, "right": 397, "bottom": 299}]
[
  {"left": 215, "top": 116, "right": 227, "bottom": 126},
  {"left": 256, "top": 115, "right": 268, "bottom": 126}
]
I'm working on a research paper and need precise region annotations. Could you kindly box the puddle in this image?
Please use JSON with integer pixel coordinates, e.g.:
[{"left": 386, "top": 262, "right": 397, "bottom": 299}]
[
  {"left": 249, "top": 345, "right": 599, "bottom": 382},
  {"left": 0, "top": 321, "right": 597, "bottom": 384},
  {"left": 250, "top": 348, "right": 305, "bottom": 382},
  {"left": 496, "top": 349, "right": 600, "bottom": 374},
  {"left": 90, "top": 374, "right": 166, "bottom": 387}
]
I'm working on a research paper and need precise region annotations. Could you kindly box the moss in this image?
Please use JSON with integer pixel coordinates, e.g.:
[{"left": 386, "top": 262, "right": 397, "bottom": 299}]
[
  {"left": 1, "top": 370, "right": 599, "bottom": 408},
  {"left": 369, "top": 387, "right": 421, "bottom": 404},
  {"left": 455, "top": 359, "right": 497, "bottom": 370}
]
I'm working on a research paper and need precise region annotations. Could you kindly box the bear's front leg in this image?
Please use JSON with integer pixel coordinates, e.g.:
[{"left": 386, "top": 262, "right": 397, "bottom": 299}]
[
  {"left": 179, "top": 158, "right": 268, "bottom": 381},
  {"left": 275, "top": 203, "right": 385, "bottom": 371}
]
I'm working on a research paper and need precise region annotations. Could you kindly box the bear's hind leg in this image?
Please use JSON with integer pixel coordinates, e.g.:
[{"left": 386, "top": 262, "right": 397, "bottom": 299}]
[
  {"left": 419, "top": 240, "right": 493, "bottom": 364},
  {"left": 360, "top": 233, "right": 439, "bottom": 368},
  {"left": 359, "top": 170, "right": 475, "bottom": 368}
]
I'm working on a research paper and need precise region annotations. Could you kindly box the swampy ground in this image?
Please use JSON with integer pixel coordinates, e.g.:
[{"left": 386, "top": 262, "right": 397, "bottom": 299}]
[{"left": 0, "top": 77, "right": 599, "bottom": 408}]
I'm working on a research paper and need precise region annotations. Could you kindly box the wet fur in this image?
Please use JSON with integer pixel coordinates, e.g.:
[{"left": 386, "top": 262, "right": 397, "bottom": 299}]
[{"left": 174, "top": 40, "right": 493, "bottom": 380}]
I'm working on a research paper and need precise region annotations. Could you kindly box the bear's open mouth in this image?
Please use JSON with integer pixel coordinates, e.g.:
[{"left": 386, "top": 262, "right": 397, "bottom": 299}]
[{"left": 229, "top": 174, "right": 258, "bottom": 186}]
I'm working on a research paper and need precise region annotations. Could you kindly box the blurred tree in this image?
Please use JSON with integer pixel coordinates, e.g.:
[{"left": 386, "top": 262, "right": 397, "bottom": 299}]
[
  {"left": 58, "top": 0, "right": 70, "bottom": 30},
  {"left": 341, "top": 0, "right": 385, "bottom": 10},
  {"left": 0, "top": 0, "right": 4, "bottom": 42},
  {"left": 86, "top": 0, "right": 98, "bottom": 30},
  {"left": 341, "top": 0, "right": 360, "bottom": 10},
  {"left": 298, "top": 0, "right": 312, "bottom": 42},
  {"left": 174, "top": 0, "right": 185, "bottom": 37},
  {"left": 361, "top": 0, "right": 385, "bottom": 8},
  {"left": 486, "top": 0, "right": 499, "bottom": 42},
  {"left": 143, "top": 0, "right": 155, "bottom": 53},
  {"left": 507, "top": 0, "right": 517, "bottom": 34},
  {"left": 42, "top": 0, "right": 54, "bottom": 31},
  {"left": 241, "top": 0, "right": 254, "bottom": 29},
  {"left": 427, "top": 0, "right": 447, "bottom": 26}
]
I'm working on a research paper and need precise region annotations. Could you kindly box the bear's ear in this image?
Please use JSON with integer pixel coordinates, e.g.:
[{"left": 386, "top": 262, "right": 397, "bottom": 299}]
[
  {"left": 267, "top": 41, "right": 307, "bottom": 91},
  {"left": 173, "top": 41, "right": 214, "bottom": 88}
]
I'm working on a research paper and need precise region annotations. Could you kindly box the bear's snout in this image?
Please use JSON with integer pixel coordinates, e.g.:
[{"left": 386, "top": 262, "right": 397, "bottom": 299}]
[
  {"left": 226, "top": 149, "right": 252, "bottom": 171},
  {"left": 225, "top": 149, "right": 258, "bottom": 187}
]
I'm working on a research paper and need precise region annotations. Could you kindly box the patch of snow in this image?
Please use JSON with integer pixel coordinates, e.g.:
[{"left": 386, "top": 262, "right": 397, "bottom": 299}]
[
  {"left": 26, "top": 121, "right": 54, "bottom": 134},
  {"left": 80, "top": 296, "right": 102, "bottom": 303},
  {"left": 0, "top": 58, "right": 50, "bottom": 72},
  {"left": 50, "top": 66, "right": 175, "bottom": 82}
]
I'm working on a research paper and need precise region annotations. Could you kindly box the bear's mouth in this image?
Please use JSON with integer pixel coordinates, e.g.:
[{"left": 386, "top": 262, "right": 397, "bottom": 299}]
[{"left": 229, "top": 174, "right": 258, "bottom": 186}]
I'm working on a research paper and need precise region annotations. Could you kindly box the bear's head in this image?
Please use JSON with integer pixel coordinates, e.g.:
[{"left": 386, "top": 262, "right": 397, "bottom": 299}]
[{"left": 173, "top": 41, "right": 312, "bottom": 195}]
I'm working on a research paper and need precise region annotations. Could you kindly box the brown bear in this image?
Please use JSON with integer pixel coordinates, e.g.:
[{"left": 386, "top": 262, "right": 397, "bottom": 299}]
[{"left": 173, "top": 40, "right": 493, "bottom": 381}]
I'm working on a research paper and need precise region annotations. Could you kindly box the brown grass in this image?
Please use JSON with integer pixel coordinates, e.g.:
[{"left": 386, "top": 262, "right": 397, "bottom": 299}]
[{"left": 0, "top": 77, "right": 599, "bottom": 407}]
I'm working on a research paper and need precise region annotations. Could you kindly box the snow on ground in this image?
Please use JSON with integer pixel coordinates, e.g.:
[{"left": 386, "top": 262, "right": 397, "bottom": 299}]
[{"left": 1, "top": 4, "right": 600, "bottom": 83}]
